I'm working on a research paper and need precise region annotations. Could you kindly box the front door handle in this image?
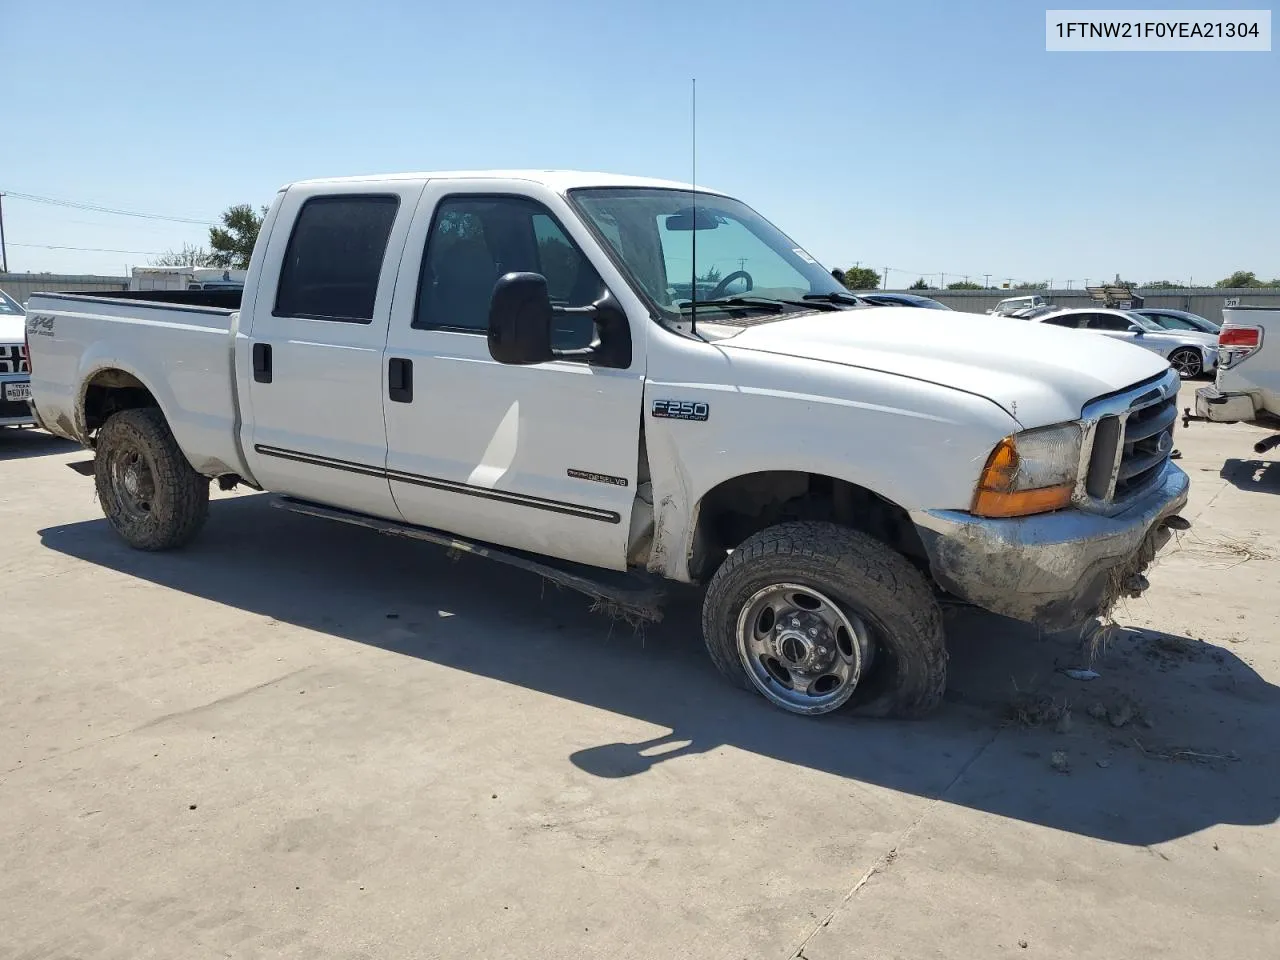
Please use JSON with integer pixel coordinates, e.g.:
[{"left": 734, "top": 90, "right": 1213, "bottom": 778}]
[
  {"left": 388, "top": 357, "right": 413, "bottom": 403},
  {"left": 252, "top": 342, "right": 272, "bottom": 383}
]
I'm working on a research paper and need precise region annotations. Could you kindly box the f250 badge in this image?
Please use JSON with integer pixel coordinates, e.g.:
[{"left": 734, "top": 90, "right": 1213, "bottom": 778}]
[{"left": 651, "top": 399, "right": 709, "bottom": 422}]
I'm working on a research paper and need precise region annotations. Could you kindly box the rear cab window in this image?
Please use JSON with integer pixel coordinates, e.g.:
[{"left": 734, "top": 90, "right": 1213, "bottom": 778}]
[{"left": 274, "top": 195, "right": 400, "bottom": 323}]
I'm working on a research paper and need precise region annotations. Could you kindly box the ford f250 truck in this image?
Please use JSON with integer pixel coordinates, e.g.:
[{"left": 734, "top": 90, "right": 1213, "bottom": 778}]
[{"left": 25, "top": 170, "right": 1190, "bottom": 717}]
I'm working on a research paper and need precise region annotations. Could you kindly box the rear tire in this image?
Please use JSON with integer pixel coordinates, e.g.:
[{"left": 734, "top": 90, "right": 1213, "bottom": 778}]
[
  {"left": 94, "top": 407, "right": 209, "bottom": 550},
  {"left": 701, "top": 521, "right": 947, "bottom": 718}
]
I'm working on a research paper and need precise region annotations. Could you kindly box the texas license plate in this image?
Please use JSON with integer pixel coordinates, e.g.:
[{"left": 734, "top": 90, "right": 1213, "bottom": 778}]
[{"left": 4, "top": 382, "right": 31, "bottom": 401}]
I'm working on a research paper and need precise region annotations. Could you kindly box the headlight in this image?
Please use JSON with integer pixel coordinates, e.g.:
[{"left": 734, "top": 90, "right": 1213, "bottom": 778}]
[{"left": 972, "top": 423, "right": 1082, "bottom": 518}]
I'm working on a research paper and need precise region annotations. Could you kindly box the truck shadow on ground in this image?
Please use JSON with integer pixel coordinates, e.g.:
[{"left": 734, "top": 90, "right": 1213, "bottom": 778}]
[
  {"left": 39, "top": 493, "right": 1280, "bottom": 848},
  {"left": 0, "top": 429, "right": 78, "bottom": 461},
  {"left": 1220, "top": 458, "right": 1280, "bottom": 494}
]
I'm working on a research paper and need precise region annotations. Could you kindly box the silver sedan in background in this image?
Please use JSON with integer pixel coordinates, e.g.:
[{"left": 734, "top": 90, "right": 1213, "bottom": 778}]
[{"left": 1030, "top": 307, "right": 1218, "bottom": 378}]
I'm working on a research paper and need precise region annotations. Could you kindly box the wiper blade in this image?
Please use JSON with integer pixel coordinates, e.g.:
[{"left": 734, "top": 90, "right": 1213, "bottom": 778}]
[
  {"left": 681, "top": 295, "right": 845, "bottom": 314},
  {"left": 678, "top": 296, "right": 787, "bottom": 314},
  {"left": 802, "top": 291, "right": 864, "bottom": 306}
]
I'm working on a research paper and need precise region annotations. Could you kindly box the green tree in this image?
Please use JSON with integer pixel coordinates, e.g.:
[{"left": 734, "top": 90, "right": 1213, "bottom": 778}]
[
  {"left": 839, "top": 266, "right": 881, "bottom": 290},
  {"left": 909, "top": 277, "right": 930, "bottom": 290},
  {"left": 698, "top": 265, "right": 723, "bottom": 284},
  {"left": 947, "top": 280, "right": 983, "bottom": 290},
  {"left": 209, "top": 204, "right": 269, "bottom": 269},
  {"left": 1142, "top": 280, "right": 1182, "bottom": 289},
  {"left": 1015, "top": 281, "right": 1049, "bottom": 290},
  {"left": 1216, "top": 270, "right": 1265, "bottom": 288},
  {"left": 151, "top": 244, "right": 217, "bottom": 267}
]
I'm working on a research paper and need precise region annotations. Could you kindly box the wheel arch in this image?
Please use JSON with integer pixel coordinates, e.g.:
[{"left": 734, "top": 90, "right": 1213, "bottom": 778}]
[
  {"left": 683, "top": 469, "right": 929, "bottom": 583},
  {"left": 77, "top": 363, "right": 167, "bottom": 442}
]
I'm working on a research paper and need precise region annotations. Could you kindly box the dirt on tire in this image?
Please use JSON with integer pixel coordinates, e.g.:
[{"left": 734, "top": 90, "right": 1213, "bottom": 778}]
[
  {"left": 701, "top": 520, "right": 947, "bottom": 718},
  {"left": 93, "top": 407, "right": 209, "bottom": 551}
]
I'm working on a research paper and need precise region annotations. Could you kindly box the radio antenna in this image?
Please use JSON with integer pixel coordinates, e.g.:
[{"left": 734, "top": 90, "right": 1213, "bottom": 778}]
[{"left": 690, "top": 77, "right": 698, "bottom": 337}]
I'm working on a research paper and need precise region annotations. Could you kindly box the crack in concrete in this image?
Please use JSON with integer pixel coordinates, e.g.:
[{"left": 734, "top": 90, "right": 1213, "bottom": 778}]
[
  {"left": 784, "top": 724, "right": 1005, "bottom": 960},
  {"left": 0, "top": 665, "right": 314, "bottom": 784}
]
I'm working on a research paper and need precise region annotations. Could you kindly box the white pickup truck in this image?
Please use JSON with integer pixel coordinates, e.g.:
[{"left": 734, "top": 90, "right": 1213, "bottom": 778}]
[
  {"left": 26, "top": 170, "right": 1191, "bottom": 717},
  {"left": 1, "top": 287, "right": 34, "bottom": 426}
]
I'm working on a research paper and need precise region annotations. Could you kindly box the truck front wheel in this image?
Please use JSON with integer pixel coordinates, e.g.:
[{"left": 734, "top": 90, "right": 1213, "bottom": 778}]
[
  {"left": 94, "top": 407, "right": 209, "bottom": 551},
  {"left": 701, "top": 521, "right": 946, "bottom": 718}
]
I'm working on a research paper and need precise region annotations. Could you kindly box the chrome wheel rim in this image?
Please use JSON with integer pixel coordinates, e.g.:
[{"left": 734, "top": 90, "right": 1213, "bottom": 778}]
[
  {"left": 734, "top": 583, "right": 872, "bottom": 714},
  {"left": 1170, "top": 349, "right": 1202, "bottom": 378},
  {"left": 107, "top": 444, "right": 156, "bottom": 521}
]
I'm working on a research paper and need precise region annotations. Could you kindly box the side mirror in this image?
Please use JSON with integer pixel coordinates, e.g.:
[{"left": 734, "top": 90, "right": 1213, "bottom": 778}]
[
  {"left": 1128, "top": 324, "right": 1145, "bottom": 335},
  {"left": 488, "top": 272, "right": 554, "bottom": 365},
  {"left": 487, "top": 272, "right": 632, "bottom": 369}
]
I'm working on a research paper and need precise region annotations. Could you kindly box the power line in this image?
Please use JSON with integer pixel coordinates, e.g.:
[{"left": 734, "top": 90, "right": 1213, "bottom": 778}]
[
  {"left": 10, "top": 242, "right": 166, "bottom": 255},
  {"left": 2, "top": 190, "right": 214, "bottom": 225}
]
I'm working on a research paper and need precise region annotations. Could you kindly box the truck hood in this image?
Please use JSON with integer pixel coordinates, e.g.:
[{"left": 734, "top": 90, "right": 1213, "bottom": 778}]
[
  {"left": 717, "top": 308, "right": 1171, "bottom": 428},
  {"left": 0, "top": 313, "right": 25, "bottom": 345}
]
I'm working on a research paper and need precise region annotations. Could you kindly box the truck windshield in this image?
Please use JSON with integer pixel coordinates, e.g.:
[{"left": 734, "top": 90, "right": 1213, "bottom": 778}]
[
  {"left": 0, "top": 289, "right": 23, "bottom": 316},
  {"left": 569, "top": 188, "right": 848, "bottom": 322}
]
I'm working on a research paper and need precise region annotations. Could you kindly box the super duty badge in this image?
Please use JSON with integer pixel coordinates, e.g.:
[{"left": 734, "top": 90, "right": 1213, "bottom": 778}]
[{"left": 651, "top": 399, "right": 709, "bottom": 422}]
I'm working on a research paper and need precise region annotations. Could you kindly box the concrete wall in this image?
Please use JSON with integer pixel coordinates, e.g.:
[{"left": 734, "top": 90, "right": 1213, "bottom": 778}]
[
  {"left": 0, "top": 273, "right": 129, "bottom": 306},
  {"left": 882, "top": 287, "right": 1280, "bottom": 324}
]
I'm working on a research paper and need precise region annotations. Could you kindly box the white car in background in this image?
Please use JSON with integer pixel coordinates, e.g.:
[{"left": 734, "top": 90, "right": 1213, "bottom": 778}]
[
  {"left": 989, "top": 294, "right": 1048, "bottom": 317},
  {"left": 1031, "top": 307, "right": 1218, "bottom": 379},
  {"left": 0, "top": 288, "right": 35, "bottom": 427}
]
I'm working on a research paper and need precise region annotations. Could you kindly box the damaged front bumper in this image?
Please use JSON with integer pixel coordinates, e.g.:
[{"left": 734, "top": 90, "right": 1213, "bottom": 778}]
[
  {"left": 1194, "top": 385, "right": 1259, "bottom": 423},
  {"left": 911, "top": 462, "right": 1190, "bottom": 631}
]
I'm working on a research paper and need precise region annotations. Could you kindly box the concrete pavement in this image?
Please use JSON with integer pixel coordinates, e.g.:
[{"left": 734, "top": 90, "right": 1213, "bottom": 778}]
[{"left": 1, "top": 381, "right": 1276, "bottom": 959}]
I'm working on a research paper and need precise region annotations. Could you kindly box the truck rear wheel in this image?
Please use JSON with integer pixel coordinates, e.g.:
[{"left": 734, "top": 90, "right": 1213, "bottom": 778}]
[
  {"left": 94, "top": 407, "right": 209, "bottom": 551},
  {"left": 701, "top": 521, "right": 946, "bottom": 718}
]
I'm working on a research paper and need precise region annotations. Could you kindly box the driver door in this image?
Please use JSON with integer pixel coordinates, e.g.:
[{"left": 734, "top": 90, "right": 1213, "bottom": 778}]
[{"left": 380, "top": 183, "right": 646, "bottom": 571}]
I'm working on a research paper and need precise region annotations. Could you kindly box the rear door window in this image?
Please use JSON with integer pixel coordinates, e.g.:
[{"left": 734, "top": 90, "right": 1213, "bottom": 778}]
[{"left": 274, "top": 195, "right": 400, "bottom": 322}]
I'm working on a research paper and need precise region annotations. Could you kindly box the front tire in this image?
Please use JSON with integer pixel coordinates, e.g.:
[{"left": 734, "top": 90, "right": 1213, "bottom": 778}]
[
  {"left": 1169, "top": 347, "right": 1204, "bottom": 379},
  {"left": 701, "top": 521, "right": 947, "bottom": 718},
  {"left": 94, "top": 407, "right": 209, "bottom": 550}
]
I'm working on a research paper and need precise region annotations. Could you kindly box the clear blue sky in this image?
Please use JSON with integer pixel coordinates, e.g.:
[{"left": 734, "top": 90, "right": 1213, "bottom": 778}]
[{"left": 2, "top": 0, "right": 1276, "bottom": 287}]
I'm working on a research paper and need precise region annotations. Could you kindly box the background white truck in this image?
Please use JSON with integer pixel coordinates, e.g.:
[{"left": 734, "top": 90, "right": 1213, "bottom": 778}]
[
  {"left": 1194, "top": 305, "right": 1280, "bottom": 455},
  {"left": 0, "top": 287, "right": 34, "bottom": 426},
  {"left": 130, "top": 266, "right": 247, "bottom": 291},
  {"left": 26, "top": 170, "right": 1191, "bottom": 717}
]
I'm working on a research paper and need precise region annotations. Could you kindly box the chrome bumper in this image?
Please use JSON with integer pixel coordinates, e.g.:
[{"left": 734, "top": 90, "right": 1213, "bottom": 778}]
[
  {"left": 911, "top": 462, "right": 1190, "bottom": 630},
  {"left": 1195, "top": 385, "right": 1258, "bottom": 423}
]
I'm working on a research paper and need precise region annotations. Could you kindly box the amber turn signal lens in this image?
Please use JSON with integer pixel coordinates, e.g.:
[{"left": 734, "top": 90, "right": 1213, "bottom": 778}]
[
  {"left": 972, "top": 435, "right": 1073, "bottom": 517},
  {"left": 972, "top": 484, "right": 1073, "bottom": 518}
]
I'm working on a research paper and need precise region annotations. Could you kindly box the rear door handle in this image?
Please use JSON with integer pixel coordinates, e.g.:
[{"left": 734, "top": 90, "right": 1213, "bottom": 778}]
[
  {"left": 388, "top": 357, "right": 413, "bottom": 403},
  {"left": 252, "top": 342, "right": 272, "bottom": 383}
]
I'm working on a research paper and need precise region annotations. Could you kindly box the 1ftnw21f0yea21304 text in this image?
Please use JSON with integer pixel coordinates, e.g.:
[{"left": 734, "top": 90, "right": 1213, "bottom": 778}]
[{"left": 1046, "top": 10, "right": 1271, "bottom": 50}]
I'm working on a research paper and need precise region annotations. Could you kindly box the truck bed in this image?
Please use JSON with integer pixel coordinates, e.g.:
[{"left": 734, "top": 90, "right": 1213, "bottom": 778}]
[{"left": 25, "top": 290, "right": 248, "bottom": 478}]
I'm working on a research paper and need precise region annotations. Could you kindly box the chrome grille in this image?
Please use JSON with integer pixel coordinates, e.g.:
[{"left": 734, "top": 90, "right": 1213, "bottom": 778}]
[
  {"left": 1075, "top": 368, "right": 1180, "bottom": 514},
  {"left": 0, "top": 344, "right": 27, "bottom": 374}
]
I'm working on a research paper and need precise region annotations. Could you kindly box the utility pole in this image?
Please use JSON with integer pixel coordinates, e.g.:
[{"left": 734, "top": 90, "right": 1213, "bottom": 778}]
[
  {"left": 883, "top": 266, "right": 889, "bottom": 289},
  {"left": 0, "top": 193, "right": 8, "bottom": 274},
  {"left": 983, "top": 273, "right": 991, "bottom": 289},
  {"left": 940, "top": 272, "right": 946, "bottom": 289}
]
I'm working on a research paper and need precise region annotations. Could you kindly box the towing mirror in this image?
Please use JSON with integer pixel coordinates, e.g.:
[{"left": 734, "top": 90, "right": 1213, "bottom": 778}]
[
  {"left": 488, "top": 272, "right": 633, "bottom": 370},
  {"left": 488, "top": 272, "right": 555, "bottom": 365}
]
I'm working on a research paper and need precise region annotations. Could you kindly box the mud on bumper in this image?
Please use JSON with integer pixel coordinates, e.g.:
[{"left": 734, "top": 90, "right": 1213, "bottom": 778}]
[{"left": 911, "top": 463, "right": 1190, "bottom": 631}]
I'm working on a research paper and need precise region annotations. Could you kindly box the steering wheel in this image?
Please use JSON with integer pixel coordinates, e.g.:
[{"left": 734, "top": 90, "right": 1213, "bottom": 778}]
[{"left": 709, "top": 270, "right": 754, "bottom": 298}]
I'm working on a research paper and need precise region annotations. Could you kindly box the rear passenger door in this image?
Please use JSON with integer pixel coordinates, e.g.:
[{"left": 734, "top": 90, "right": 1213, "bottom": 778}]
[{"left": 240, "top": 182, "right": 425, "bottom": 519}]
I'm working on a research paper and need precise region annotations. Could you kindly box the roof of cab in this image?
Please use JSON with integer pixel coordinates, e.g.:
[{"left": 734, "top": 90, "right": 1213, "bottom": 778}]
[{"left": 284, "top": 169, "right": 723, "bottom": 195}]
